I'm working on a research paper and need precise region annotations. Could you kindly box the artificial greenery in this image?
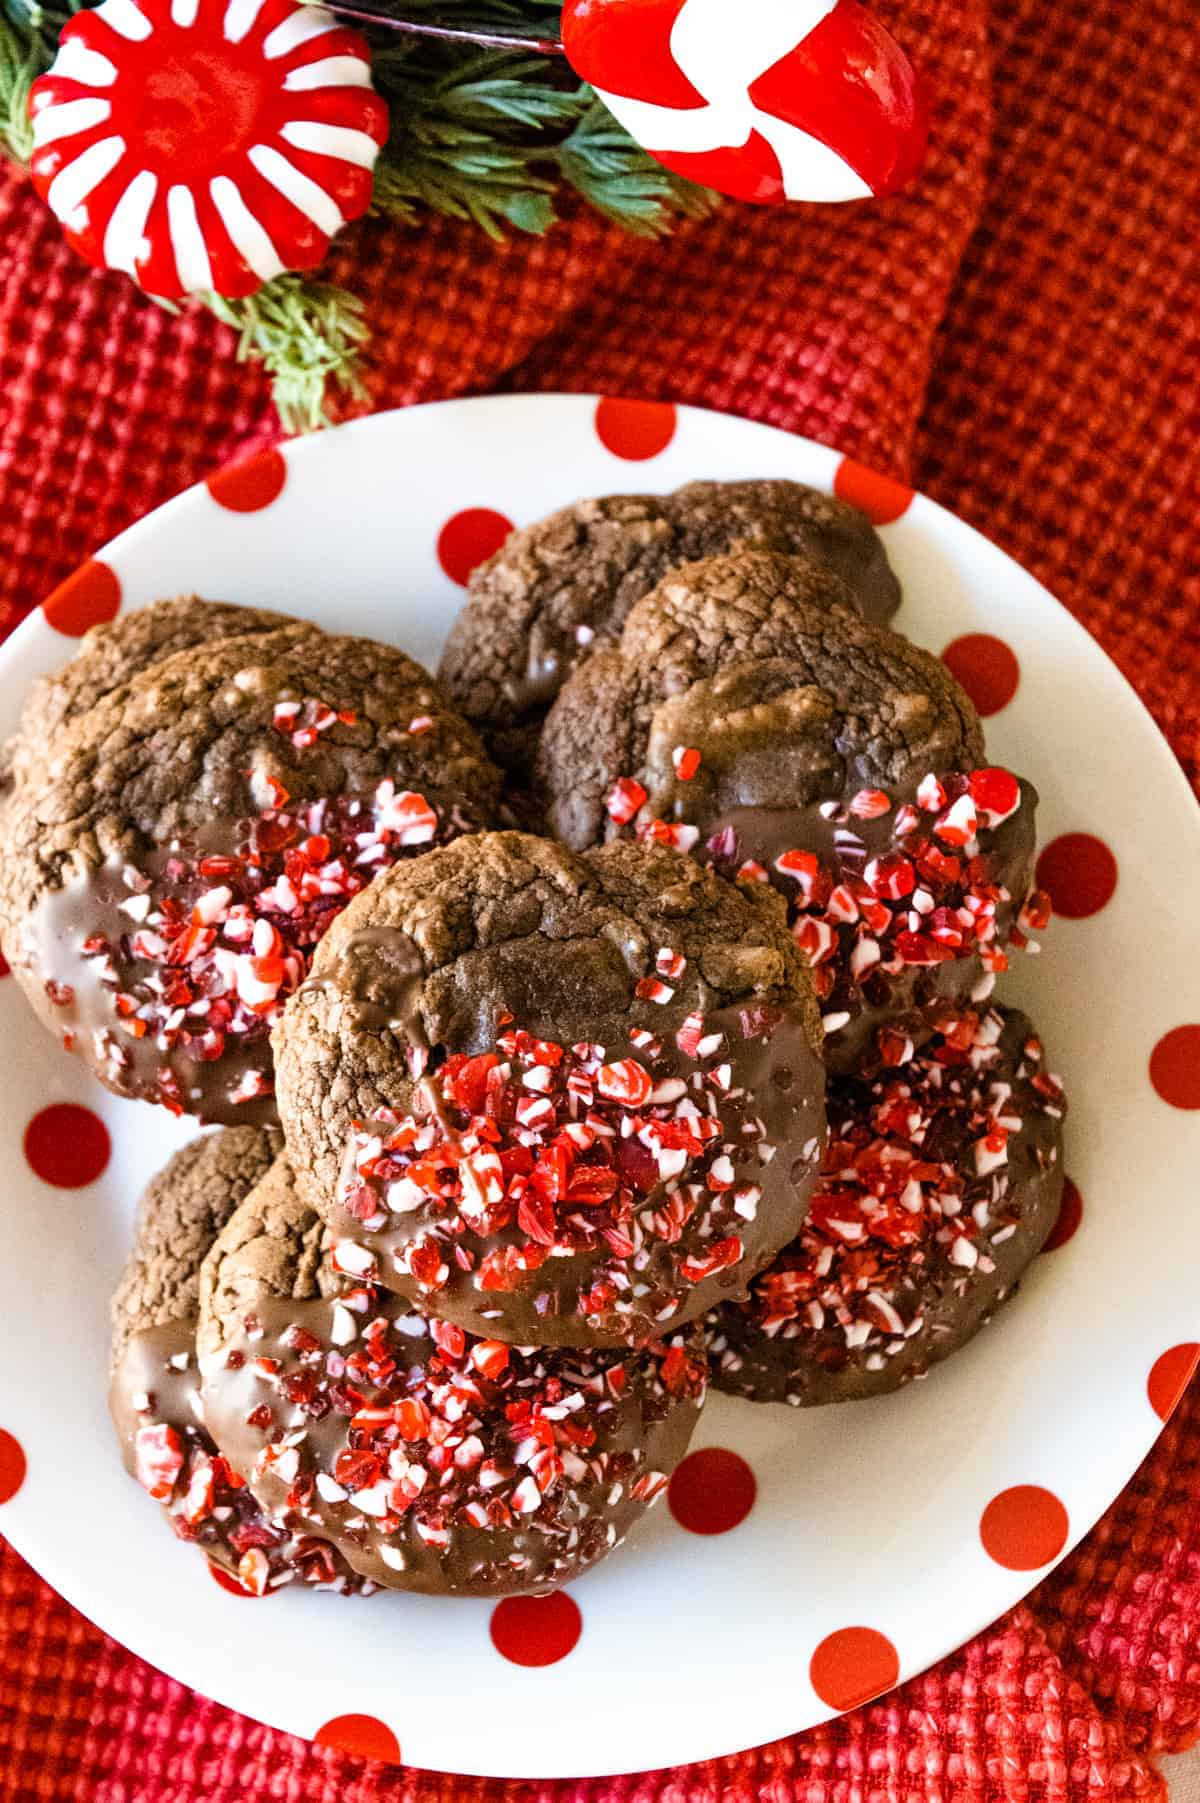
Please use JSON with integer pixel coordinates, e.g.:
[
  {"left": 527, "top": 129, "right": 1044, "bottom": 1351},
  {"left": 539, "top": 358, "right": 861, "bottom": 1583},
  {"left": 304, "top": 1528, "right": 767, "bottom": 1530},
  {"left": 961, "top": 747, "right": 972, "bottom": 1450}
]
[{"left": 0, "top": 0, "right": 717, "bottom": 426}]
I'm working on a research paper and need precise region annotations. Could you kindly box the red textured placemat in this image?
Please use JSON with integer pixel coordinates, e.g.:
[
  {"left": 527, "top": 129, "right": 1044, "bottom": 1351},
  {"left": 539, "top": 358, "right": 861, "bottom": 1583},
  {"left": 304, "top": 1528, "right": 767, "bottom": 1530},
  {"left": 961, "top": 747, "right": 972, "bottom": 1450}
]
[{"left": 1, "top": 1, "right": 1198, "bottom": 1799}]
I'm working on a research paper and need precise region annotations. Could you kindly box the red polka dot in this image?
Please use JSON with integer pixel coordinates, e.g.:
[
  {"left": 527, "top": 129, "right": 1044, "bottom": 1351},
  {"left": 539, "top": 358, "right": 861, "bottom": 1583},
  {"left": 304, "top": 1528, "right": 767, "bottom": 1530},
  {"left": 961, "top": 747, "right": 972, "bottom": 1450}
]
[
  {"left": 24, "top": 1103, "right": 111, "bottom": 1188},
  {"left": 1150, "top": 1026, "right": 1200, "bottom": 1109},
  {"left": 42, "top": 559, "right": 122, "bottom": 637},
  {"left": 1042, "top": 1177, "right": 1082, "bottom": 1252},
  {"left": 810, "top": 1627, "right": 899, "bottom": 1711},
  {"left": 437, "top": 508, "right": 515, "bottom": 587},
  {"left": 314, "top": 1714, "right": 401, "bottom": 1764},
  {"left": 594, "top": 397, "right": 678, "bottom": 462},
  {"left": 1036, "top": 834, "right": 1118, "bottom": 919},
  {"left": 0, "top": 949, "right": 9, "bottom": 978},
  {"left": 941, "top": 634, "right": 1020, "bottom": 716},
  {"left": 668, "top": 1447, "right": 756, "bottom": 1535},
  {"left": 208, "top": 1561, "right": 259, "bottom": 1597},
  {"left": 206, "top": 449, "right": 288, "bottom": 513},
  {"left": 979, "top": 1485, "right": 1069, "bottom": 1570},
  {"left": 0, "top": 1430, "right": 26, "bottom": 1504},
  {"left": 833, "top": 457, "right": 914, "bottom": 525},
  {"left": 490, "top": 1590, "right": 582, "bottom": 1667},
  {"left": 1148, "top": 1344, "right": 1200, "bottom": 1422}
]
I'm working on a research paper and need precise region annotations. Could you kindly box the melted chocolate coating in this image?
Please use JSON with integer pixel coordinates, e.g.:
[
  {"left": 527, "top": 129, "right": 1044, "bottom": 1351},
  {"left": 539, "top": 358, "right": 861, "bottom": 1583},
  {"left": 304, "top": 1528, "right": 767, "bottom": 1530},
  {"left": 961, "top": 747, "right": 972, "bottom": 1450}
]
[
  {"left": 539, "top": 558, "right": 983, "bottom": 854},
  {"left": 708, "top": 1006, "right": 1066, "bottom": 1405},
  {"left": 539, "top": 572, "right": 1038, "bottom": 1075},
  {"left": 110, "top": 1319, "right": 367, "bottom": 1593},
  {"left": 30, "top": 846, "right": 278, "bottom": 1126},
  {"left": 197, "top": 1179, "right": 707, "bottom": 1596},
  {"left": 698, "top": 778, "right": 1038, "bottom": 1074},
  {"left": 324, "top": 993, "right": 823, "bottom": 1347},
  {"left": 25, "top": 796, "right": 482, "bottom": 1124}
]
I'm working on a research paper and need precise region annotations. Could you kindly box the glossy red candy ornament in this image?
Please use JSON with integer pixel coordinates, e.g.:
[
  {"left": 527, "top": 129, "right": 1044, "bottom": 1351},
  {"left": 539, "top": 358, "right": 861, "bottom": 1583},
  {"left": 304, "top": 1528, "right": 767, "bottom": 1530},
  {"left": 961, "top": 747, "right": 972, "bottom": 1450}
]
[
  {"left": 28, "top": 0, "right": 388, "bottom": 299},
  {"left": 561, "top": 0, "right": 928, "bottom": 205}
]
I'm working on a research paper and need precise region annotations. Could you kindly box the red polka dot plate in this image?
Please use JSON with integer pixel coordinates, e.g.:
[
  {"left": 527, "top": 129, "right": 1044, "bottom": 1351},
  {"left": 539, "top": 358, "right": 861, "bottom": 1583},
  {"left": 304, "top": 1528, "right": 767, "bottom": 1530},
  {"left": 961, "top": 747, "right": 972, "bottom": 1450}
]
[{"left": 2, "top": 397, "right": 1198, "bottom": 1778}]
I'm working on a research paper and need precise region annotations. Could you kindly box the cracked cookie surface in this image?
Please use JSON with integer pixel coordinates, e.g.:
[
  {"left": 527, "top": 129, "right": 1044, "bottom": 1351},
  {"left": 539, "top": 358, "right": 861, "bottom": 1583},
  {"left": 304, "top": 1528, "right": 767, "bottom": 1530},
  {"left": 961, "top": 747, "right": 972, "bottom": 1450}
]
[
  {"left": 3, "top": 598, "right": 290, "bottom": 791},
  {"left": 438, "top": 479, "right": 900, "bottom": 775}
]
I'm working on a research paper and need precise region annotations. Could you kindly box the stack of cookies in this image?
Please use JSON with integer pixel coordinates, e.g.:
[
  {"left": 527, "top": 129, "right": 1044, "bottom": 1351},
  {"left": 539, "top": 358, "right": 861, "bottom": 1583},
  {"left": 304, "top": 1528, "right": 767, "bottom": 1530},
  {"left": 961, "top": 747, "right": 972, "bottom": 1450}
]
[{"left": 0, "top": 477, "right": 1066, "bottom": 1600}]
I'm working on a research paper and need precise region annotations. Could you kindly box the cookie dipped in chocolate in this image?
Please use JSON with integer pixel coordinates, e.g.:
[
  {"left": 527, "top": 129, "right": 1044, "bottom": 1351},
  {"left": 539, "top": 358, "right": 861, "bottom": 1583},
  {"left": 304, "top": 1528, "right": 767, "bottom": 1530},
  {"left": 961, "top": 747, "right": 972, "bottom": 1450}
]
[
  {"left": 109, "top": 1128, "right": 367, "bottom": 1594},
  {"left": 539, "top": 554, "right": 1046, "bottom": 1074},
  {"left": 273, "top": 831, "right": 826, "bottom": 1348},
  {"left": 198, "top": 1164, "right": 708, "bottom": 1596},
  {"left": 438, "top": 479, "right": 900, "bottom": 778},
  {"left": 0, "top": 624, "right": 502, "bottom": 1123},
  {"left": 708, "top": 1005, "right": 1066, "bottom": 1406}
]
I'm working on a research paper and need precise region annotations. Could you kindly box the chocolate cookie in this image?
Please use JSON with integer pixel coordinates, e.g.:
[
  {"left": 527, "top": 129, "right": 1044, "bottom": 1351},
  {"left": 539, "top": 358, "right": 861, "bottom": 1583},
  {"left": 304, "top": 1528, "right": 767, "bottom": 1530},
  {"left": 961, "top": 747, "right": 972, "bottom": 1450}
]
[
  {"left": 438, "top": 480, "right": 900, "bottom": 775},
  {"left": 197, "top": 1165, "right": 708, "bottom": 1596},
  {"left": 110, "top": 1128, "right": 367, "bottom": 1595},
  {"left": 0, "top": 625, "right": 502, "bottom": 1124},
  {"left": 273, "top": 830, "right": 826, "bottom": 1348},
  {"left": 707, "top": 1005, "right": 1066, "bottom": 1406},
  {"left": 539, "top": 551, "right": 1043, "bottom": 1072},
  {"left": 3, "top": 598, "right": 290, "bottom": 790}
]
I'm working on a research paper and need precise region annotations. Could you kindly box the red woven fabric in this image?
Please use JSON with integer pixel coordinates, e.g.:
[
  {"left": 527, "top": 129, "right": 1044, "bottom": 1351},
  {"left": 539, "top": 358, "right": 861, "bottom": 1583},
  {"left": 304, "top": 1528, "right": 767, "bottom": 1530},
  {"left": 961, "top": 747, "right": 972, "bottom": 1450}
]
[{"left": 1, "top": 1, "right": 1198, "bottom": 1798}]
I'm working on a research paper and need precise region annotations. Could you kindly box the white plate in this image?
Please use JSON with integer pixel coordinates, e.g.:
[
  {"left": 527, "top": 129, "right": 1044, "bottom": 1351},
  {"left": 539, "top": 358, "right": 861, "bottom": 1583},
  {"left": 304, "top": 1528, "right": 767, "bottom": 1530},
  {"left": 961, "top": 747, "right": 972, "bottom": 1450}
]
[{"left": 1, "top": 396, "right": 1198, "bottom": 1780}]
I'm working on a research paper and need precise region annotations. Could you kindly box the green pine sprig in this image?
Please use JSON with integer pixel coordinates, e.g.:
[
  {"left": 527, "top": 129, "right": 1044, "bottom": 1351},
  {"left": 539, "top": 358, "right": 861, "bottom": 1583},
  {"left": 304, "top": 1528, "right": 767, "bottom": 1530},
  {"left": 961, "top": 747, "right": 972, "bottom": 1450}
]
[
  {"left": 201, "top": 278, "right": 372, "bottom": 433},
  {"left": 368, "top": 25, "right": 717, "bottom": 242},
  {"left": 0, "top": 0, "right": 44, "bottom": 158}
]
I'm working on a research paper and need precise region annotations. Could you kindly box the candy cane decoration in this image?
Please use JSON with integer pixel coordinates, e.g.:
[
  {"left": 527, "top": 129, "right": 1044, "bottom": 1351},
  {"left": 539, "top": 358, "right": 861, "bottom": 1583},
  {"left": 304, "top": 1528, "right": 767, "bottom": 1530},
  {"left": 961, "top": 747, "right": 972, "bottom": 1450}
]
[
  {"left": 28, "top": 0, "right": 389, "bottom": 299},
  {"left": 560, "top": 0, "right": 928, "bottom": 204}
]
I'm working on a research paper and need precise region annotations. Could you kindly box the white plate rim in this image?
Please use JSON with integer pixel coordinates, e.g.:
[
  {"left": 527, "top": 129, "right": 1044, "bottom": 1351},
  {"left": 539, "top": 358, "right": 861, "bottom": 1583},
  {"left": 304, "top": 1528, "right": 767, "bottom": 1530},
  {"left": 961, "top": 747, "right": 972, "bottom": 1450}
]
[{"left": 0, "top": 394, "right": 1197, "bottom": 1779}]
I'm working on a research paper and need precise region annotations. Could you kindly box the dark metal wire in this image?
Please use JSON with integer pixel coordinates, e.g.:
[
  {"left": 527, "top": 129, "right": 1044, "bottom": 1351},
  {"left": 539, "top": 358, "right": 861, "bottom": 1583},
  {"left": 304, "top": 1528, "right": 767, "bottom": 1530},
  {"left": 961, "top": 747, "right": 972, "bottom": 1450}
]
[{"left": 324, "top": 6, "right": 566, "bottom": 52}]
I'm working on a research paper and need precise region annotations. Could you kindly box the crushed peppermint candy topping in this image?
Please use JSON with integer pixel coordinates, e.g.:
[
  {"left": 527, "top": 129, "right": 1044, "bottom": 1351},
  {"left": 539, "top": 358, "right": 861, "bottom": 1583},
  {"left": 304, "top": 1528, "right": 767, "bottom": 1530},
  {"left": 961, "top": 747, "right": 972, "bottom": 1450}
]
[
  {"left": 272, "top": 697, "right": 358, "bottom": 752},
  {"left": 337, "top": 1019, "right": 779, "bottom": 1326},
  {"left": 607, "top": 768, "right": 1045, "bottom": 1011},
  {"left": 125, "top": 1346, "right": 366, "bottom": 1595},
  {"left": 50, "top": 702, "right": 460, "bottom": 1112},
  {"left": 735, "top": 769, "right": 1043, "bottom": 1001},
  {"left": 733, "top": 1007, "right": 1064, "bottom": 1357},
  {"left": 223, "top": 1293, "right": 705, "bottom": 1582}
]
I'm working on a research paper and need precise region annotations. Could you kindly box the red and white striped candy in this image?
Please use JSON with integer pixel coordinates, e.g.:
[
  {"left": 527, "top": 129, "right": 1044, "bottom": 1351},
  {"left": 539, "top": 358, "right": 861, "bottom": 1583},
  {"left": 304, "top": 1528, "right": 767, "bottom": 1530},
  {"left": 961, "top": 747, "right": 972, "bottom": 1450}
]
[
  {"left": 28, "top": 0, "right": 388, "bottom": 299},
  {"left": 561, "top": 0, "right": 927, "bottom": 206}
]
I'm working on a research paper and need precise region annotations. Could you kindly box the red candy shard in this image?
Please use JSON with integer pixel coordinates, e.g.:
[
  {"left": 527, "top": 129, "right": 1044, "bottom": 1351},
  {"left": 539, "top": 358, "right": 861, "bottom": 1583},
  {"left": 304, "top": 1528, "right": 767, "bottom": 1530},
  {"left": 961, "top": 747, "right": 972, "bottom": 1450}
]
[
  {"left": 969, "top": 767, "right": 1021, "bottom": 821},
  {"left": 605, "top": 776, "right": 648, "bottom": 824},
  {"left": 596, "top": 1058, "right": 653, "bottom": 1106},
  {"left": 135, "top": 1422, "right": 184, "bottom": 1501}
]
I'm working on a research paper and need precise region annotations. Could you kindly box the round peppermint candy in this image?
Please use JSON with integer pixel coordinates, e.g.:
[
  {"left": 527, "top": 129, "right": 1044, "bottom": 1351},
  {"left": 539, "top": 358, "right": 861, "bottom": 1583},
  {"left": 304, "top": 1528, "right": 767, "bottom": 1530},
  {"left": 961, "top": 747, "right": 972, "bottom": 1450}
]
[{"left": 28, "top": 0, "right": 388, "bottom": 299}]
